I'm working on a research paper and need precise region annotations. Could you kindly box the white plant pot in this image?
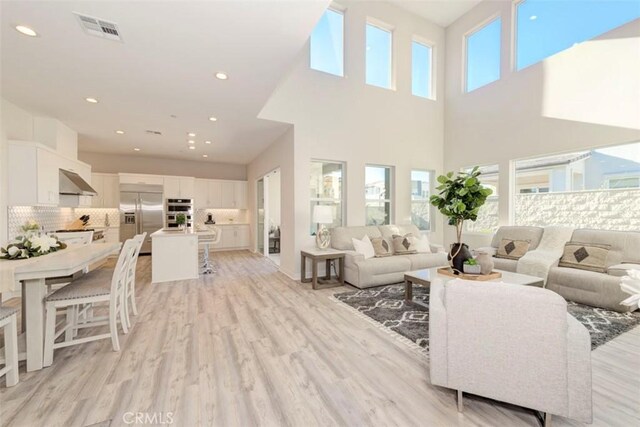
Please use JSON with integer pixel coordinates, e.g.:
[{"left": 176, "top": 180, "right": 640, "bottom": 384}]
[{"left": 463, "top": 264, "right": 482, "bottom": 274}]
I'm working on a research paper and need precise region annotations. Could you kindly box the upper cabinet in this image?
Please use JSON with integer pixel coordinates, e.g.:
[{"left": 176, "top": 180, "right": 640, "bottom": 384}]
[
  {"left": 164, "top": 176, "right": 195, "bottom": 199},
  {"left": 194, "top": 179, "right": 247, "bottom": 209},
  {"left": 91, "top": 173, "right": 120, "bottom": 208},
  {"left": 7, "top": 141, "right": 91, "bottom": 207},
  {"left": 119, "top": 174, "right": 164, "bottom": 186}
]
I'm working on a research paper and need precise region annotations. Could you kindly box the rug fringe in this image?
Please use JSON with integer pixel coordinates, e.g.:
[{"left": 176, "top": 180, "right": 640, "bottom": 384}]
[{"left": 329, "top": 296, "right": 429, "bottom": 358}]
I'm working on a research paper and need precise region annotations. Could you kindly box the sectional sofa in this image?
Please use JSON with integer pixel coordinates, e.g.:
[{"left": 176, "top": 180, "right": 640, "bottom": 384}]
[{"left": 330, "top": 224, "right": 448, "bottom": 288}]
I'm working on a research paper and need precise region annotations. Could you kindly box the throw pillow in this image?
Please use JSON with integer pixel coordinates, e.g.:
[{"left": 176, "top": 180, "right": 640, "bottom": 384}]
[
  {"left": 392, "top": 233, "right": 417, "bottom": 254},
  {"left": 496, "top": 238, "right": 530, "bottom": 260},
  {"left": 559, "top": 242, "right": 611, "bottom": 273},
  {"left": 352, "top": 235, "right": 375, "bottom": 259},
  {"left": 370, "top": 237, "right": 393, "bottom": 257},
  {"left": 413, "top": 234, "right": 432, "bottom": 254}
]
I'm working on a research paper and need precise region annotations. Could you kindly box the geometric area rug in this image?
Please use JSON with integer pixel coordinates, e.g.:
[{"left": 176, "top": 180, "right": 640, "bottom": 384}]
[{"left": 333, "top": 284, "right": 640, "bottom": 353}]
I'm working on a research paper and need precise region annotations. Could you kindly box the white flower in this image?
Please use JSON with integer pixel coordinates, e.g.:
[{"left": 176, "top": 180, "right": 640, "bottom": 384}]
[
  {"left": 7, "top": 246, "right": 19, "bottom": 257},
  {"left": 29, "top": 235, "right": 52, "bottom": 253}
]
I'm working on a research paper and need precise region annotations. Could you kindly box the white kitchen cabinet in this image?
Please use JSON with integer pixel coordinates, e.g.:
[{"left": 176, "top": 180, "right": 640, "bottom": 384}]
[
  {"left": 36, "top": 148, "right": 60, "bottom": 206},
  {"left": 103, "top": 228, "right": 120, "bottom": 244},
  {"left": 194, "top": 179, "right": 209, "bottom": 209},
  {"left": 209, "top": 181, "right": 222, "bottom": 207},
  {"left": 235, "top": 181, "right": 248, "bottom": 209},
  {"left": 119, "top": 173, "right": 164, "bottom": 186},
  {"left": 219, "top": 225, "right": 250, "bottom": 249},
  {"left": 220, "top": 181, "right": 235, "bottom": 208},
  {"left": 91, "top": 173, "right": 119, "bottom": 208},
  {"left": 164, "top": 176, "right": 195, "bottom": 199},
  {"left": 8, "top": 142, "right": 59, "bottom": 206}
]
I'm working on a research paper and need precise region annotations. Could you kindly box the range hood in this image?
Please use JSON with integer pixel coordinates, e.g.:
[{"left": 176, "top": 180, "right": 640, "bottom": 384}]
[{"left": 59, "top": 169, "right": 97, "bottom": 196}]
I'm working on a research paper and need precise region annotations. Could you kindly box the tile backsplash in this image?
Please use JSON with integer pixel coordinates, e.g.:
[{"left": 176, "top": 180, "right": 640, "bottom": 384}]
[
  {"left": 195, "top": 209, "right": 248, "bottom": 225},
  {"left": 6, "top": 206, "right": 119, "bottom": 241}
]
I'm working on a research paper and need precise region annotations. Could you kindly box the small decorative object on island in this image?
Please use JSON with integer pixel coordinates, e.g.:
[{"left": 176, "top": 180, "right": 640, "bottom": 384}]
[
  {"left": 476, "top": 251, "right": 495, "bottom": 275},
  {"left": 430, "top": 167, "right": 493, "bottom": 273},
  {"left": 176, "top": 213, "right": 186, "bottom": 231},
  {"left": 463, "top": 258, "right": 481, "bottom": 274},
  {"left": 313, "top": 205, "right": 334, "bottom": 249},
  {"left": 1, "top": 220, "right": 67, "bottom": 260}
]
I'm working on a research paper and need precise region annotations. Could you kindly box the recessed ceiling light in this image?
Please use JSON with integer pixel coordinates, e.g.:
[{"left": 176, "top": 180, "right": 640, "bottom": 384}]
[
  {"left": 188, "top": 132, "right": 196, "bottom": 137},
  {"left": 85, "top": 97, "right": 99, "bottom": 104},
  {"left": 208, "top": 116, "right": 217, "bottom": 122},
  {"left": 188, "top": 140, "right": 195, "bottom": 144},
  {"left": 188, "top": 146, "right": 196, "bottom": 150},
  {"left": 134, "top": 148, "right": 140, "bottom": 151},
  {"left": 115, "top": 130, "right": 125, "bottom": 135},
  {"left": 215, "top": 72, "right": 228, "bottom": 80},
  {"left": 203, "top": 154, "right": 208, "bottom": 158},
  {"left": 15, "top": 25, "right": 37, "bottom": 37},
  {"left": 529, "top": 15, "right": 537, "bottom": 20},
  {"left": 205, "top": 140, "right": 212, "bottom": 144}
]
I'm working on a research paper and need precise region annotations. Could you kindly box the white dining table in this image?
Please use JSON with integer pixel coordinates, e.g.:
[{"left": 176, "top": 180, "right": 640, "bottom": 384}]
[{"left": 0, "top": 242, "right": 121, "bottom": 371}]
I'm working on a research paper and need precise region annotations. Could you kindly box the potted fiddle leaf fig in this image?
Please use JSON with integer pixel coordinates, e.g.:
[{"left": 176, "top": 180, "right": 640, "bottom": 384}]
[{"left": 430, "top": 167, "right": 493, "bottom": 273}]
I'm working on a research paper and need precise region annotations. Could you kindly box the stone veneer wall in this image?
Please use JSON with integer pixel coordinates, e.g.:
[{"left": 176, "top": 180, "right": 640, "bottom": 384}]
[{"left": 467, "top": 189, "right": 640, "bottom": 232}]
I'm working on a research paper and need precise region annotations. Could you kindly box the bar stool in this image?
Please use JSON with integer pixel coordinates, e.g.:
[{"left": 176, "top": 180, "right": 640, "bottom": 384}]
[
  {"left": 199, "top": 226, "right": 221, "bottom": 274},
  {"left": 0, "top": 307, "right": 19, "bottom": 387}
]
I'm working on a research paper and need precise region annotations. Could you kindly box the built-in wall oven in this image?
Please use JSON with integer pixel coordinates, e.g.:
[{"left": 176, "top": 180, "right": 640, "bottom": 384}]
[{"left": 166, "top": 198, "right": 194, "bottom": 228}]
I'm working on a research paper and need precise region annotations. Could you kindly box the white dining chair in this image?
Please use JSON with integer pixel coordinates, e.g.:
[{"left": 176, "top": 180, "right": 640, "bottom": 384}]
[
  {"left": 199, "top": 226, "right": 221, "bottom": 274},
  {"left": 0, "top": 307, "right": 19, "bottom": 387},
  {"left": 43, "top": 239, "right": 137, "bottom": 367},
  {"left": 123, "top": 232, "right": 146, "bottom": 330},
  {"left": 46, "top": 230, "right": 95, "bottom": 291}
]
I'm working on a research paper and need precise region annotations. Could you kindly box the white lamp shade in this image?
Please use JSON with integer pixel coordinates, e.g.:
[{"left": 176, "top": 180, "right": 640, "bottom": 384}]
[{"left": 312, "top": 205, "right": 334, "bottom": 224}]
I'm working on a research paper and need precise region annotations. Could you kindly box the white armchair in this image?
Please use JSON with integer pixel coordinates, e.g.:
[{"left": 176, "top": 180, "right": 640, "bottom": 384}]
[{"left": 429, "top": 278, "right": 592, "bottom": 425}]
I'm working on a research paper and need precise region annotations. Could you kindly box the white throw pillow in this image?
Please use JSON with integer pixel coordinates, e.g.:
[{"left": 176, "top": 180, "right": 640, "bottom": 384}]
[
  {"left": 414, "top": 234, "right": 432, "bottom": 253},
  {"left": 352, "top": 235, "right": 375, "bottom": 259}
]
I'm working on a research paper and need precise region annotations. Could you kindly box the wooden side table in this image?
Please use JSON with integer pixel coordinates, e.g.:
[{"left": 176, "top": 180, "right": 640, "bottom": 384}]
[{"left": 300, "top": 248, "right": 345, "bottom": 290}]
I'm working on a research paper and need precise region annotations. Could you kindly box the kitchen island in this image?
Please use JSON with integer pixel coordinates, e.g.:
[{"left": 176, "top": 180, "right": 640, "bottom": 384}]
[{"left": 150, "top": 229, "right": 200, "bottom": 283}]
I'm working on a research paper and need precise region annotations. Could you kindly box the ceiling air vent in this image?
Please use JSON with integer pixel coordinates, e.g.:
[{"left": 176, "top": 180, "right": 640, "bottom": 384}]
[
  {"left": 74, "top": 12, "right": 123, "bottom": 42},
  {"left": 145, "top": 130, "right": 162, "bottom": 136}
]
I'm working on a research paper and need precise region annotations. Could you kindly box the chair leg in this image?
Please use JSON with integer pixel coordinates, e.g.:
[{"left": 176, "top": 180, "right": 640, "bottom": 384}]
[
  {"left": 457, "top": 390, "right": 463, "bottom": 413},
  {"left": 109, "top": 303, "right": 120, "bottom": 352},
  {"left": 65, "top": 306, "right": 76, "bottom": 342},
  {"left": 43, "top": 303, "right": 58, "bottom": 367},
  {"left": 544, "top": 413, "right": 552, "bottom": 427},
  {"left": 5, "top": 315, "right": 19, "bottom": 387}
]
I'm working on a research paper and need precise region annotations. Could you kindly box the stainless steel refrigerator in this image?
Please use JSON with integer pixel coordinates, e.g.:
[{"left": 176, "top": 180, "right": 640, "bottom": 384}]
[{"left": 120, "top": 184, "right": 164, "bottom": 254}]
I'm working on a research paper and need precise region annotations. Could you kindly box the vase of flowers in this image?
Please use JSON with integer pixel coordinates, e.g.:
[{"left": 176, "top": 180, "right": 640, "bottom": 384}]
[{"left": 1, "top": 221, "right": 67, "bottom": 260}]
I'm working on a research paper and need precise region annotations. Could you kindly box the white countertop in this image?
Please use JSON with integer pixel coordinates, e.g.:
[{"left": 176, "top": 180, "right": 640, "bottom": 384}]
[
  {"left": 204, "top": 223, "right": 249, "bottom": 226},
  {"left": 151, "top": 229, "right": 216, "bottom": 238}
]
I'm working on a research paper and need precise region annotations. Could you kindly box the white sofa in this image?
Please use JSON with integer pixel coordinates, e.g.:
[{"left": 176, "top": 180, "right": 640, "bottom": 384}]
[
  {"left": 429, "top": 278, "right": 592, "bottom": 425},
  {"left": 330, "top": 224, "right": 448, "bottom": 288}
]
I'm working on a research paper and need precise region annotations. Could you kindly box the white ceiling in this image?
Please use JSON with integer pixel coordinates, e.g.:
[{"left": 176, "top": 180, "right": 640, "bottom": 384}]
[
  {"left": 1, "top": 1, "right": 329, "bottom": 164},
  {"left": 389, "top": 0, "right": 481, "bottom": 27}
]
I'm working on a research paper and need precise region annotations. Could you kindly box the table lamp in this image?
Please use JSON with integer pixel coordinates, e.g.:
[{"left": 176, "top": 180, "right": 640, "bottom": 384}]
[{"left": 312, "top": 205, "right": 333, "bottom": 249}]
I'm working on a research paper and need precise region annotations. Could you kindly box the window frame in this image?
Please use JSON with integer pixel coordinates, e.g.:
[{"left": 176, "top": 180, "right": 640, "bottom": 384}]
[
  {"left": 411, "top": 37, "right": 436, "bottom": 100},
  {"left": 365, "top": 164, "right": 394, "bottom": 226},
  {"left": 309, "top": 159, "right": 347, "bottom": 235},
  {"left": 463, "top": 14, "right": 502, "bottom": 93},
  {"left": 309, "top": 5, "right": 346, "bottom": 77},
  {"left": 365, "top": 18, "right": 395, "bottom": 90},
  {"left": 410, "top": 169, "right": 435, "bottom": 232}
]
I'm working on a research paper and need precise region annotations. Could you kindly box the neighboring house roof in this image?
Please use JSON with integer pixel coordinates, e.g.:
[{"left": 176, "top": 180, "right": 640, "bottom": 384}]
[{"left": 479, "top": 151, "right": 591, "bottom": 176}]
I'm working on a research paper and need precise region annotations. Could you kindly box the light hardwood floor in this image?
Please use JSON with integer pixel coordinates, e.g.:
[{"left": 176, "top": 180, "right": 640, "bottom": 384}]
[{"left": 1, "top": 251, "right": 639, "bottom": 426}]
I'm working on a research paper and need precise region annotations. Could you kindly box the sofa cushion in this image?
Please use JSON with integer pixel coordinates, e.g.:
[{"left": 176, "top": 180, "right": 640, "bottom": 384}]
[
  {"left": 371, "top": 237, "right": 393, "bottom": 257},
  {"left": 493, "top": 257, "right": 518, "bottom": 272},
  {"left": 401, "top": 253, "right": 448, "bottom": 270},
  {"left": 496, "top": 238, "right": 530, "bottom": 260},
  {"left": 559, "top": 242, "right": 611, "bottom": 273},
  {"left": 392, "top": 234, "right": 418, "bottom": 254},
  {"left": 491, "top": 226, "right": 544, "bottom": 251},
  {"left": 569, "top": 229, "right": 640, "bottom": 266},
  {"left": 331, "top": 226, "right": 382, "bottom": 251},
  {"left": 414, "top": 234, "right": 432, "bottom": 253},
  {"left": 352, "top": 235, "right": 375, "bottom": 259},
  {"left": 379, "top": 224, "right": 421, "bottom": 239},
  {"left": 356, "top": 256, "right": 412, "bottom": 277}
]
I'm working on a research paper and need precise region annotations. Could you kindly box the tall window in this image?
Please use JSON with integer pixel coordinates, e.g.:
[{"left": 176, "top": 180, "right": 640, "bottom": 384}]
[
  {"left": 464, "top": 164, "right": 499, "bottom": 233},
  {"left": 310, "top": 160, "right": 345, "bottom": 234},
  {"left": 516, "top": 0, "right": 640, "bottom": 70},
  {"left": 365, "top": 165, "right": 393, "bottom": 225},
  {"left": 366, "top": 22, "right": 393, "bottom": 89},
  {"left": 411, "top": 170, "right": 433, "bottom": 231},
  {"left": 412, "top": 40, "right": 433, "bottom": 99},
  {"left": 465, "top": 17, "right": 501, "bottom": 92},
  {"left": 310, "top": 8, "right": 344, "bottom": 76}
]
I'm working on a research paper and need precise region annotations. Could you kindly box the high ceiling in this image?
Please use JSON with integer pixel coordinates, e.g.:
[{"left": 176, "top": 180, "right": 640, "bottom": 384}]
[
  {"left": 389, "top": 0, "right": 481, "bottom": 27},
  {"left": 1, "top": 1, "right": 329, "bottom": 164}
]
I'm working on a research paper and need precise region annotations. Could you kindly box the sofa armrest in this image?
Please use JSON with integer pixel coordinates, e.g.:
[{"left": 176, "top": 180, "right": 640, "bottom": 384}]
[
  {"left": 429, "top": 279, "right": 448, "bottom": 387},
  {"left": 473, "top": 246, "right": 497, "bottom": 257},
  {"left": 430, "top": 244, "right": 447, "bottom": 254},
  {"left": 343, "top": 250, "right": 365, "bottom": 266},
  {"left": 607, "top": 263, "right": 640, "bottom": 277},
  {"left": 566, "top": 314, "right": 593, "bottom": 423}
]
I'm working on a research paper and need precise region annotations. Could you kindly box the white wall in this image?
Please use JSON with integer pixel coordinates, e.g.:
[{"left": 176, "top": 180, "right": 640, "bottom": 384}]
[
  {"left": 445, "top": 4, "right": 640, "bottom": 243},
  {"left": 247, "top": 128, "right": 295, "bottom": 277},
  {"left": 259, "top": 0, "right": 446, "bottom": 278},
  {"left": 78, "top": 151, "right": 246, "bottom": 180}
]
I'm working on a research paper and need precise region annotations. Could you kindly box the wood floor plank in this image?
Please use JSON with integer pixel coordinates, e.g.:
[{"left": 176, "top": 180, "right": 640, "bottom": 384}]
[{"left": 0, "top": 250, "right": 638, "bottom": 427}]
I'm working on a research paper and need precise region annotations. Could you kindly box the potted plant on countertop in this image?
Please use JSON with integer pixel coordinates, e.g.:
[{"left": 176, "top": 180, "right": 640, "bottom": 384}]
[
  {"left": 176, "top": 213, "right": 187, "bottom": 232},
  {"left": 463, "top": 258, "right": 481, "bottom": 274},
  {"left": 430, "top": 166, "right": 493, "bottom": 274}
]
